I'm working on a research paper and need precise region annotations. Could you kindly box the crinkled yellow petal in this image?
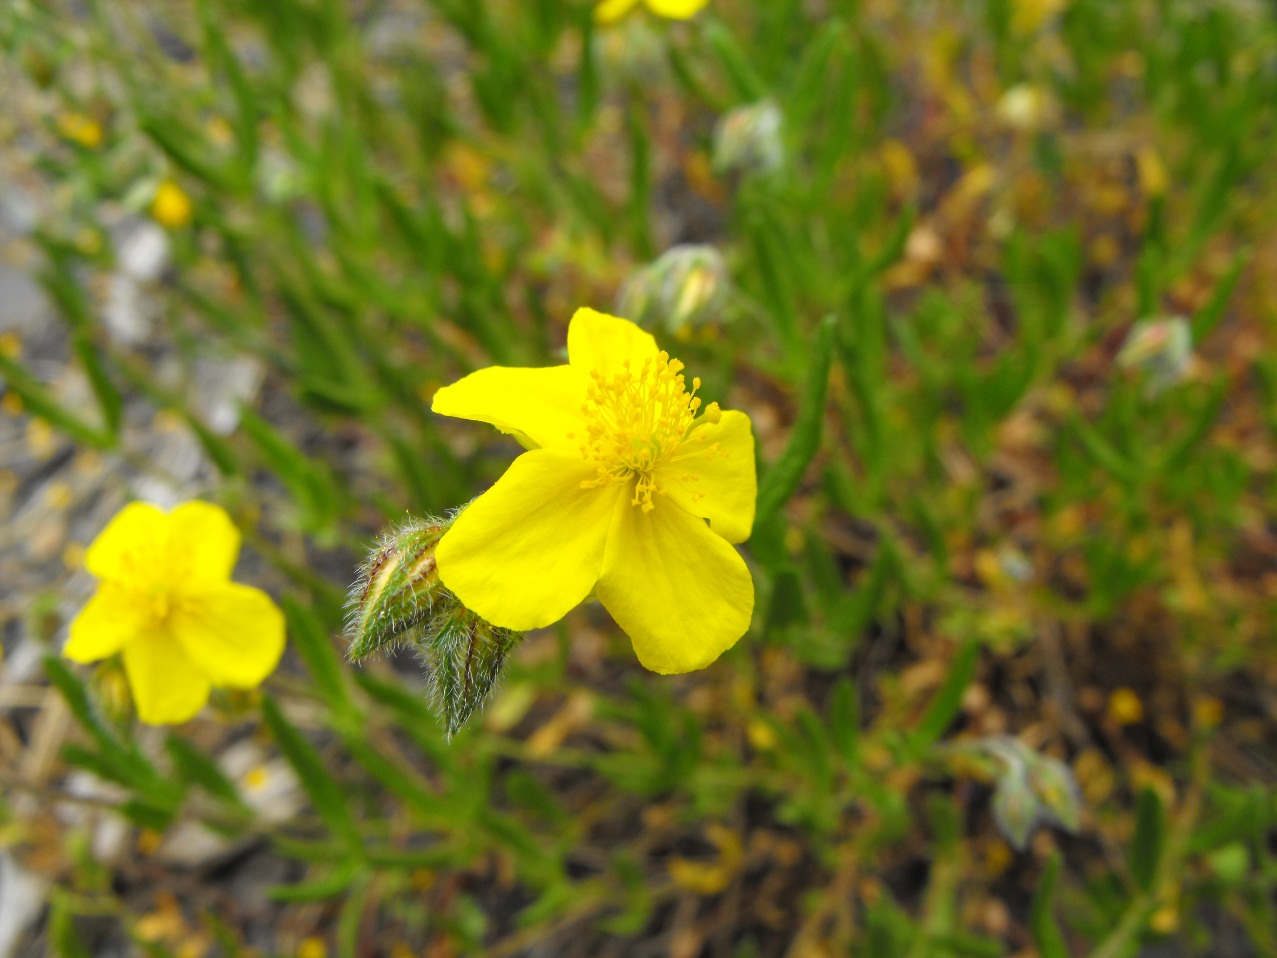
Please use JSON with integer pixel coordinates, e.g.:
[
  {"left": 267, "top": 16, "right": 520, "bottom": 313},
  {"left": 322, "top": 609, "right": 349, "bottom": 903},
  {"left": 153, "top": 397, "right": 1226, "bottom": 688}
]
[
  {"left": 85, "top": 501, "right": 169, "bottom": 585},
  {"left": 122, "top": 630, "right": 212, "bottom": 724},
  {"left": 63, "top": 583, "right": 147, "bottom": 663},
  {"left": 171, "top": 583, "right": 286, "bottom": 688},
  {"left": 436, "top": 450, "right": 625, "bottom": 631},
  {"left": 596, "top": 499, "right": 753, "bottom": 674},
  {"left": 432, "top": 365, "right": 589, "bottom": 451},
  {"left": 646, "top": 0, "right": 710, "bottom": 18},
  {"left": 596, "top": 0, "right": 642, "bottom": 22},
  {"left": 567, "top": 307, "right": 658, "bottom": 375},
  {"left": 660, "top": 409, "right": 756, "bottom": 544},
  {"left": 168, "top": 501, "right": 242, "bottom": 586}
]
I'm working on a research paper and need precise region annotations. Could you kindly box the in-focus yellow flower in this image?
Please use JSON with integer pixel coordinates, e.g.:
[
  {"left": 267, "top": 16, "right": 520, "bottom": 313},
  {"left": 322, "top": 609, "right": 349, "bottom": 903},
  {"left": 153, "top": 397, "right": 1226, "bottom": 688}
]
[
  {"left": 152, "top": 180, "right": 193, "bottom": 229},
  {"left": 64, "top": 502, "right": 285, "bottom": 724},
  {"left": 596, "top": 0, "right": 711, "bottom": 24},
  {"left": 432, "top": 308, "right": 755, "bottom": 674}
]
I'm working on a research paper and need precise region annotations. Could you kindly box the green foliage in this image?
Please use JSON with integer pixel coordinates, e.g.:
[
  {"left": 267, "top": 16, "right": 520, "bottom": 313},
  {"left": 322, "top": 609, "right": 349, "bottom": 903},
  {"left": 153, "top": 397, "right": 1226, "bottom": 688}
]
[{"left": 5, "top": 0, "right": 1277, "bottom": 953}]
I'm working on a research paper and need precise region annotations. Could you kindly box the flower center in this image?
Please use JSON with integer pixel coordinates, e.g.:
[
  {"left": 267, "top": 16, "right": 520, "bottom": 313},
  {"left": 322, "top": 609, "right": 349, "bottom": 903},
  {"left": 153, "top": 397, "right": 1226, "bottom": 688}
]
[
  {"left": 147, "top": 588, "right": 172, "bottom": 627},
  {"left": 572, "top": 350, "right": 720, "bottom": 511}
]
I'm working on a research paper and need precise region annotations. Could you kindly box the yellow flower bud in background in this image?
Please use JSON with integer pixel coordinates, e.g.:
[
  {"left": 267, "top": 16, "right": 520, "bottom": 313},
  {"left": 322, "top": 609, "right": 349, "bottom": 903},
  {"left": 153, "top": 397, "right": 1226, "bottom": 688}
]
[
  {"left": 713, "top": 100, "right": 785, "bottom": 176},
  {"left": 56, "top": 112, "right": 104, "bottom": 149},
  {"left": 617, "top": 244, "right": 731, "bottom": 337},
  {"left": 1117, "top": 316, "right": 1193, "bottom": 397},
  {"left": 152, "top": 180, "right": 194, "bottom": 229}
]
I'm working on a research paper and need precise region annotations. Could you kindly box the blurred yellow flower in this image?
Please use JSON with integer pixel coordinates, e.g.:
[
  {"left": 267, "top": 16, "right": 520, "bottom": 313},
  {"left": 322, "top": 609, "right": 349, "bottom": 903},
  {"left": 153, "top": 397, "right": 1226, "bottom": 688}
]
[
  {"left": 64, "top": 502, "right": 285, "bottom": 724},
  {"left": 596, "top": 0, "right": 711, "bottom": 24},
  {"left": 152, "top": 180, "right": 193, "bottom": 229},
  {"left": 432, "top": 308, "right": 755, "bottom": 674},
  {"left": 56, "top": 112, "right": 103, "bottom": 149}
]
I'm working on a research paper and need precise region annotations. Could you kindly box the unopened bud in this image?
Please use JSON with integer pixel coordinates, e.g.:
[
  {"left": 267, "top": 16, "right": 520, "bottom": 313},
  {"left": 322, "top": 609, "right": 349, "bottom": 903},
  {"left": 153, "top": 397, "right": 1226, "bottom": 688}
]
[
  {"left": 618, "top": 244, "right": 730, "bottom": 336},
  {"left": 1024, "top": 751, "right": 1082, "bottom": 833},
  {"left": 996, "top": 84, "right": 1057, "bottom": 131},
  {"left": 1117, "top": 316, "right": 1193, "bottom": 397},
  {"left": 346, "top": 514, "right": 523, "bottom": 738},
  {"left": 346, "top": 517, "right": 448, "bottom": 662},
  {"left": 991, "top": 763, "right": 1039, "bottom": 851},
  {"left": 975, "top": 736, "right": 1083, "bottom": 850},
  {"left": 713, "top": 100, "right": 784, "bottom": 176}
]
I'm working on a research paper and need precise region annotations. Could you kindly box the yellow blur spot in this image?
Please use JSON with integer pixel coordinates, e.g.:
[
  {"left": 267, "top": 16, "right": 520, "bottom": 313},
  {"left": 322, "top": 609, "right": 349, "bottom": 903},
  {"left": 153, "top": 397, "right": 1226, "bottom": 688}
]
[
  {"left": 1108, "top": 687, "right": 1144, "bottom": 725},
  {"left": 62, "top": 542, "right": 86, "bottom": 570},
  {"left": 243, "top": 765, "right": 270, "bottom": 792},
  {"left": 1149, "top": 903, "right": 1179, "bottom": 934},
  {"left": 45, "top": 481, "right": 73, "bottom": 510},
  {"left": 153, "top": 180, "right": 194, "bottom": 229},
  {"left": 57, "top": 112, "right": 103, "bottom": 149},
  {"left": 0, "top": 333, "right": 21, "bottom": 358},
  {"left": 137, "top": 828, "right": 163, "bottom": 856},
  {"left": 1193, "top": 696, "right": 1223, "bottom": 731},
  {"left": 667, "top": 823, "right": 742, "bottom": 896},
  {"left": 1, "top": 392, "right": 23, "bottom": 417},
  {"left": 298, "top": 937, "right": 327, "bottom": 958},
  {"left": 26, "top": 418, "right": 57, "bottom": 460},
  {"left": 1138, "top": 148, "right": 1168, "bottom": 198},
  {"left": 746, "top": 717, "right": 778, "bottom": 751}
]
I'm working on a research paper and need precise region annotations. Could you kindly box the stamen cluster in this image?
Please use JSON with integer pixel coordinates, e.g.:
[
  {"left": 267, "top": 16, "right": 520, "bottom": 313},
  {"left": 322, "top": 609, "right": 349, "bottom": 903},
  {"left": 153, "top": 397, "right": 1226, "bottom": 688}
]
[{"left": 573, "top": 351, "right": 720, "bottom": 511}]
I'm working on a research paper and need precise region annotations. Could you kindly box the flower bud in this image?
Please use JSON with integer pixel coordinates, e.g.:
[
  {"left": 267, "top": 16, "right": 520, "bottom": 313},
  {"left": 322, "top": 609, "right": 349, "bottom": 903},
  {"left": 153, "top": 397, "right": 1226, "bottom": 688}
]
[
  {"left": 991, "top": 763, "right": 1039, "bottom": 851},
  {"left": 617, "top": 244, "right": 730, "bottom": 336},
  {"left": 996, "top": 84, "right": 1058, "bottom": 132},
  {"left": 346, "top": 517, "right": 448, "bottom": 662},
  {"left": 346, "top": 515, "right": 523, "bottom": 738},
  {"left": 713, "top": 100, "right": 784, "bottom": 176},
  {"left": 1117, "top": 316, "right": 1193, "bottom": 397},
  {"left": 1024, "top": 751, "right": 1082, "bottom": 833},
  {"left": 974, "top": 736, "right": 1083, "bottom": 850}
]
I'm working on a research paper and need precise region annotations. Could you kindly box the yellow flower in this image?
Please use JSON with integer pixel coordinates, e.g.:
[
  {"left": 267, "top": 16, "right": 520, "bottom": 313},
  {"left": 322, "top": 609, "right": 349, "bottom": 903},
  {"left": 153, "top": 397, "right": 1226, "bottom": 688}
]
[
  {"left": 596, "top": 0, "right": 711, "bottom": 24},
  {"left": 432, "top": 308, "right": 755, "bottom": 674},
  {"left": 57, "top": 112, "right": 104, "bottom": 149},
  {"left": 152, "top": 180, "right": 193, "bottom": 229},
  {"left": 63, "top": 502, "right": 286, "bottom": 724}
]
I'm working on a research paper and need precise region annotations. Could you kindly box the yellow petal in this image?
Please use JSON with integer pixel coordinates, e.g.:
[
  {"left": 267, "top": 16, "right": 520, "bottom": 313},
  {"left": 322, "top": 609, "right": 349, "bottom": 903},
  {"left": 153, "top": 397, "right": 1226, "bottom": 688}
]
[
  {"left": 85, "top": 501, "right": 168, "bottom": 584},
  {"left": 432, "top": 365, "right": 589, "bottom": 451},
  {"left": 63, "top": 583, "right": 147, "bottom": 663},
  {"left": 567, "top": 307, "right": 658, "bottom": 374},
  {"left": 168, "top": 501, "right": 242, "bottom": 586},
  {"left": 85, "top": 501, "right": 241, "bottom": 589},
  {"left": 171, "top": 583, "right": 286, "bottom": 688},
  {"left": 596, "top": 500, "right": 753, "bottom": 674},
  {"left": 436, "top": 450, "right": 625, "bottom": 631},
  {"left": 122, "top": 630, "right": 211, "bottom": 724},
  {"left": 660, "top": 409, "right": 756, "bottom": 544},
  {"left": 646, "top": 0, "right": 710, "bottom": 18},
  {"left": 596, "top": 0, "right": 642, "bottom": 21}
]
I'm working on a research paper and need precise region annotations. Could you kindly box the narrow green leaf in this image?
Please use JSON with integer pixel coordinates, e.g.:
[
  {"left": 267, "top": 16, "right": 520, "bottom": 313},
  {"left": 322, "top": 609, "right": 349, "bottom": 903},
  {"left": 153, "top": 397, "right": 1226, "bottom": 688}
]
[
  {"left": 268, "top": 860, "right": 363, "bottom": 902},
  {"left": 165, "top": 735, "right": 242, "bottom": 807},
  {"left": 283, "top": 596, "right": 354, "bottom": 716},
  {"left": 0, "top": 354, "right": 113, "bottom": 448},
  {"left": 261, "top": 696, "right": 361, "bottom": 850},
  {"left": 703, "top": 21, "right": 768, "bottom": 102},
  {"left": 1130, "top": 787, "right": 1166, "bottom": 893},
  {"left": 910, "top": 639, "right": 979, "bottom": 751},
  {"left": 755, "top": 315, "right": 837, "bottom": 524},
  {"left": 1191, "top": 248, "right": 1250, "bottom": 340},
  {"left": 827, "top": 677, "right": 859, "bottom": 768},
  {"left": 1031, "top": 853, "right": 1070, "bottom": 958}
]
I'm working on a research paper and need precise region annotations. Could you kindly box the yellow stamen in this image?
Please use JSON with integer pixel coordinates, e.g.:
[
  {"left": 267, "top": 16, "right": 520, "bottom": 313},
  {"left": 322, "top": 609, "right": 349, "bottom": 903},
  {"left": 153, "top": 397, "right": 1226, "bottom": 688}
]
[{"left": 575, "top": 350, "right": 715, "bottom": 511}]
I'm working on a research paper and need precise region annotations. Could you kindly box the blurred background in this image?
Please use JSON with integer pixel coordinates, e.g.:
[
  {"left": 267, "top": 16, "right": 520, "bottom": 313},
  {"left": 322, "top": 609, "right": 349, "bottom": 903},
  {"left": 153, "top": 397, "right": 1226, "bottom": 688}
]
[{"left": 2, "top": 0, "right": 1276, "bottom": 955}]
